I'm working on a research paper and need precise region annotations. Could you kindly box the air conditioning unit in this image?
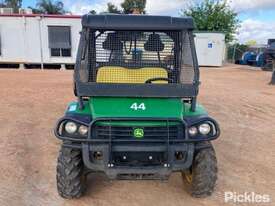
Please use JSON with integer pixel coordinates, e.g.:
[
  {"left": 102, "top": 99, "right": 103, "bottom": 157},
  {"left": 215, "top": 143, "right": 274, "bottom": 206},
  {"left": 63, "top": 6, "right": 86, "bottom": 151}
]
[
  {"left": 0, "top": 8, "right": 13, "bottom": 14},
  {"left": 19, "top": 8, "right": 33, "bottom": 14}
]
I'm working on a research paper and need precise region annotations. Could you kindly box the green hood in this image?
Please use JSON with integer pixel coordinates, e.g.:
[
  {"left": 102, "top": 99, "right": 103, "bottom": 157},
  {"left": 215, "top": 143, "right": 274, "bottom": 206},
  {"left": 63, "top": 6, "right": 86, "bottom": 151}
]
[
  {"left": 89, "top": 97, "right": 183, "bottom": 119},
  {"left": 66, "top": 97, "right": 207, "bottom": 126}
]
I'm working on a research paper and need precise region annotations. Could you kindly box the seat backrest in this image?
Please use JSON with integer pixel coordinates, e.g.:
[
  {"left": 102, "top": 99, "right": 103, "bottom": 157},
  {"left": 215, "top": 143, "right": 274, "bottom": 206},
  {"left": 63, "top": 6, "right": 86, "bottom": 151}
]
[{"left": 96, "top": 66, "right": 168, "bottom": 84}]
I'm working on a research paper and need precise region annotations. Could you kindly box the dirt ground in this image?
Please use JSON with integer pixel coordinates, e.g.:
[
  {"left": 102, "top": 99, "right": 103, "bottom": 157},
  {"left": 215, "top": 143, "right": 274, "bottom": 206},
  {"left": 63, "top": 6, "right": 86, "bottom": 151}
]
[{"left": 0, "top": 64, "right": 274, "bottom": 206}]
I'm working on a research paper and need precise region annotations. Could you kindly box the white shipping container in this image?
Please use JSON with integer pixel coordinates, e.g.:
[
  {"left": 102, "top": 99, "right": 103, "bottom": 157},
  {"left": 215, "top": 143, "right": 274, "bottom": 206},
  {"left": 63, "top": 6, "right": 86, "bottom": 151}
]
[{"left": 194, "top": 32, "right": 225, "bottom": 67}]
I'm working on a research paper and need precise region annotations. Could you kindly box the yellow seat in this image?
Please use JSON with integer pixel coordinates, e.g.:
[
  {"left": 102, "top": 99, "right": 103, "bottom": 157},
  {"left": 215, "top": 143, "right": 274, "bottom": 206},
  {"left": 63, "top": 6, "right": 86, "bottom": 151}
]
[{"left": 96, "top": 66, "right": 168, "bottom": 84}]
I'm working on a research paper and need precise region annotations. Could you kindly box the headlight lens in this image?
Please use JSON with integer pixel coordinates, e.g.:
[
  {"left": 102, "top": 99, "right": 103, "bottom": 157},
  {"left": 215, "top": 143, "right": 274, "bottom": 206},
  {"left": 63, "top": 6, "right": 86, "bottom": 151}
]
[
  {"left": 78, "top": 125, "right": 88, "bottom": 136},
  {"left": 199, "top": 123, "right": 211, "bottom": 135},
  {"left": 188, "top": 126, "right": 198, "bottom": 136},
  {"left": 65, "top": 121, "right": 77, "bottom": 134}
]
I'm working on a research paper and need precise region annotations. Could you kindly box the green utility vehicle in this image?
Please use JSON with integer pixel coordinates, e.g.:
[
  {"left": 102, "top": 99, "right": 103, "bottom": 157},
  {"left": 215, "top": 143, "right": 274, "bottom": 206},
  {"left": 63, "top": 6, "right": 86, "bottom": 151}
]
[{"left": 54, "top": 14, "right": 220, "bottom": 198}]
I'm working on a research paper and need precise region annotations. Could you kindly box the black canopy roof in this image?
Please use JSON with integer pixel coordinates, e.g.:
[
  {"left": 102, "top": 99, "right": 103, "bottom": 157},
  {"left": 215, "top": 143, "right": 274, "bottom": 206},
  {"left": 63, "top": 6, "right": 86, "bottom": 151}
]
[{"left": 81, "top": 14, "right": 195, "bottom": 31}]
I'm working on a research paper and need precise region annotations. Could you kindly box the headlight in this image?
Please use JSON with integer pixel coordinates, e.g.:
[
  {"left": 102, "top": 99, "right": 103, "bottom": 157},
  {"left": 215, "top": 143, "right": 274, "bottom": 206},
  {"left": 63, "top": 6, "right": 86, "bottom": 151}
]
[
  {"left": 78, "top": 125, "right": 88, "bottom": 136},
  {"left": 199, "top": 123, "right": 211, "bottom": 135},
  {"left": 188, "top": 126, "right": 198, "bottom": 136},
  {"left": 65, "top": 121, "right": 77, "bottom": 134}
]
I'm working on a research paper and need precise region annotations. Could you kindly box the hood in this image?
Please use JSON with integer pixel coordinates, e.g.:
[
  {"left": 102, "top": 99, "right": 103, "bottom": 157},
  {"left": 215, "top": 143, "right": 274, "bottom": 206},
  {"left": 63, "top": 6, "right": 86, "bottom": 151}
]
[{"left": 89, "top": 97, "right": 183, "bottom": 119}]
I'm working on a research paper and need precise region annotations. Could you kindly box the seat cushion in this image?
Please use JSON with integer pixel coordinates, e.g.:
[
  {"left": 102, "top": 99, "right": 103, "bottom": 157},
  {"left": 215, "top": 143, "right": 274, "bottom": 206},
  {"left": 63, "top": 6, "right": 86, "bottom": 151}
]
[{"left": 96, "top": 66, "right": 168, "bottom": 84}]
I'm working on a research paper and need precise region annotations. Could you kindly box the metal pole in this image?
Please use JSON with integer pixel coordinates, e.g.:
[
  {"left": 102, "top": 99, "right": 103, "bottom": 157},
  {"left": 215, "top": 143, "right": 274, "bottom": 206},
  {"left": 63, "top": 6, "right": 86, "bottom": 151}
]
[
  {"left": 232, "top": 44, "right": 237, "bottom": 63},
  {"left": 269, "top": 59, "right": 275, "bottom": 85},
  {"left": 37, "top": 16, "right": 44, "bottom": 70}
]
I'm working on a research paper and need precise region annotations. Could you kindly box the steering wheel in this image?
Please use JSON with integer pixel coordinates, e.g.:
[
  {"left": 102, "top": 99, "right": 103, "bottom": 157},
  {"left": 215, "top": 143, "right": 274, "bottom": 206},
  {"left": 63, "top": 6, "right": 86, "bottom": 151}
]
[{"left": 145, "top": 77, "right": 171, "bottom": 84}]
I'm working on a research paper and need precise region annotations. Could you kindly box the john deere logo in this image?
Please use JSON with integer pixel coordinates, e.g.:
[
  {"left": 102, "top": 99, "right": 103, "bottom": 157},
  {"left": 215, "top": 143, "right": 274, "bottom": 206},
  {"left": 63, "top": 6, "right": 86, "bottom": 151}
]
[{"left": 133, "top": 128, "right": 144, "bottom": 138}]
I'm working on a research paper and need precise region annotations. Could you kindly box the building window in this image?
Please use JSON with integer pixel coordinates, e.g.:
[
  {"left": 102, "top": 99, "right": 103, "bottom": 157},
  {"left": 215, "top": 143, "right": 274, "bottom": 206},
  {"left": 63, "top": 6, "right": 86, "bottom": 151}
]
[
  {"left": 48, "top": 26, "right": 71, "bottom": 57},
  {"left": 51, "top": 48, "right": 71, "bottom": 57}
]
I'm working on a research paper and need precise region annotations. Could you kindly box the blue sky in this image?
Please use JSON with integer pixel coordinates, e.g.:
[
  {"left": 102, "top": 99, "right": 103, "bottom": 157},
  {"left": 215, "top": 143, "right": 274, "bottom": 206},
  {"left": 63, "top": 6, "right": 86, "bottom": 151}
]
[{"left": 21, "top": 0, "right": 275, "bottom": 44}]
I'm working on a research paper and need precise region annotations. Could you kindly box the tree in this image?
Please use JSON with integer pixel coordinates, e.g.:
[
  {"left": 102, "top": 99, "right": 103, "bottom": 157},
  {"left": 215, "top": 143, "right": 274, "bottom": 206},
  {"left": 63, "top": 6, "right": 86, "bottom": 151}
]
[
  {"left": 227, "top": 43, "right": 248, "bottom": 63},
  {"left": 121, "top": 0, "right": 146, "bottom": 14},
  {"left": 107, "top": 2, "right": 121, "bottom": 14},
  {"left": 30, "top": 0, "right": 65, "bottom": 14},
  {"left": 245, "top": 40, "right": 257, "bottom": 46},
  {"left": 4, "top": 0, "right": 22, "bottom": 13},
  {"left": 182, "top": 0, "right": 239, "bottom": 43},
  {"left": 89, "top": 10, "right": 97, "bottom": 15},
  {"left": 105, "top": 0, "right": 147, "bottom": 15},
  {"left": 27, "top": 6, "right": 42, "bottom": 14}
]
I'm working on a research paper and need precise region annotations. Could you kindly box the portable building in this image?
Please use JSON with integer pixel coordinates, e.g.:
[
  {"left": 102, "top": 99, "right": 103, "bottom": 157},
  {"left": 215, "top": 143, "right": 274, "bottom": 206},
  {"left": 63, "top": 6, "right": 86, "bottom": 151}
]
[
  {"left": 194, "top": 32, "right": 226, "bottom": 67},
  {"left": 0, "top": 14, "right": 81, "bottom": 67}
]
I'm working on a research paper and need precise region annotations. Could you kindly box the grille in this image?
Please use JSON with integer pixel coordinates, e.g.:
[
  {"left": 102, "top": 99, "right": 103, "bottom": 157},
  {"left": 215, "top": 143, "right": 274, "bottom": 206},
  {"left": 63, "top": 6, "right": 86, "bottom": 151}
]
[{"left": 93, "top": 125, "right": 183, "bottom": 140}]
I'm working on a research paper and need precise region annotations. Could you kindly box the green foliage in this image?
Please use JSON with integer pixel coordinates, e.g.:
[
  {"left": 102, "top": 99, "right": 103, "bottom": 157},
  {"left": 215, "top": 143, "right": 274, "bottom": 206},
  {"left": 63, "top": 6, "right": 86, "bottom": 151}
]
[
  {"left": 30, "top": 0, "right": 65, "bottom": 14},
  {"left": 121, "top": 0, "right": 146, "bottom": 14},
  {"left": 106, "top": 0, "right": 146, "bottom": 14},
  {"left": 227, "top": 43, "right": 248, "bottom": 62},
  {"left": 245, "top": 40, "right": 257, "bottom": 46},
  {"left": 89, "top": 10, "right": 97, "bottom": 15},
  {"left": 107, "top": 2, "right": 121, "bottom": 14},
  {"left": 27, "top": 6, "right": 41, "bottom": 14},
  {"left": 183, "top": 0, "right": 239, "bottom": 43},
  {"left": 3, "top": 0, "right": 22, "bottom": 12}
]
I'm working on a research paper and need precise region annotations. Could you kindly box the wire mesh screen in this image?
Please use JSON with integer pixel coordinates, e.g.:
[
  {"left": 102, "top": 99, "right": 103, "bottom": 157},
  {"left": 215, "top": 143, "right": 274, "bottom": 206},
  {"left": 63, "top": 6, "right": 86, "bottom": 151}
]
[
  {"left": 79, "top": 29, "right": 195, "bottom": 85},
  {"left": 180, "top": 32, "right": 195, "bottom": 84}
]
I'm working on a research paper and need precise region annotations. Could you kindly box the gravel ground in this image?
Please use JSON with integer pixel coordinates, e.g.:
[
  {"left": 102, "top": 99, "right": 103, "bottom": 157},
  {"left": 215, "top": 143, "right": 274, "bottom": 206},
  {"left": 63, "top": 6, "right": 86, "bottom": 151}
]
[{"left": 0, "top": 65, "right": 274, "bottom": 206}]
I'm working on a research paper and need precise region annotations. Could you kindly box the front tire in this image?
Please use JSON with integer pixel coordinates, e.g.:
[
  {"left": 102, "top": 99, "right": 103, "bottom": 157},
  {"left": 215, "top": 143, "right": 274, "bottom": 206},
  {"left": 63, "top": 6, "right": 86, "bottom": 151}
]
[
  {"left": 182, "top": 144, "right": 218, "bottom": 197},
  {"left": 56, "top": 146, "right": 85, "bottom": 199}
]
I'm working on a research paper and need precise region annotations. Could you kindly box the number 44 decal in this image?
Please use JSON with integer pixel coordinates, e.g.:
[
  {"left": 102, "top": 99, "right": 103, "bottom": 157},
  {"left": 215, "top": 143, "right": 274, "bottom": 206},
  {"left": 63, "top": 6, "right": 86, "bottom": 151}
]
[{"left": 130, "top": 103, "right": 146, "bottom": 111}]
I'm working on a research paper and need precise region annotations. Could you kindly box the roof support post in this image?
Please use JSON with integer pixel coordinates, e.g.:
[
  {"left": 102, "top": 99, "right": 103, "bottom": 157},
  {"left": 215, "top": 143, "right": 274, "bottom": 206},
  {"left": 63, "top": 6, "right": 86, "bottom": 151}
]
[{"left": 269, "top": 59, "right": 275, "bottom": 85}]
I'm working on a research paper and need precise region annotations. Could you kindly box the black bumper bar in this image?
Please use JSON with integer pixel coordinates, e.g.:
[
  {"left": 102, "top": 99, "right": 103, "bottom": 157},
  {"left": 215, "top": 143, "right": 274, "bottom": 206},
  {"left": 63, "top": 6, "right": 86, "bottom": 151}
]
[{"left": 54, "top": 116, "right": 220, "bottom": 179}]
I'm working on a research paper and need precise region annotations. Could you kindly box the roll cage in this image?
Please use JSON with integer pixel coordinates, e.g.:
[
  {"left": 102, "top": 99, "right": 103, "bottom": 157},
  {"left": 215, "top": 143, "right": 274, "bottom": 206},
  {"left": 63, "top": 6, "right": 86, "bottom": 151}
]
[{"left": 74, "top": 14, "right": 200, "bottom": 111}]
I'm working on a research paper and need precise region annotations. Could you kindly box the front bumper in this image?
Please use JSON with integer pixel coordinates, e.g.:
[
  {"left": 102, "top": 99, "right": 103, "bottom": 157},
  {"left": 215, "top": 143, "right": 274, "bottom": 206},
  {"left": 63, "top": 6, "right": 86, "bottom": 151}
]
[
  {"left": 82, "top": 142, "right": 194, "bottom": 179},
  {"left": 54, "top": 117, "right": 220, "bottom": 179}
]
